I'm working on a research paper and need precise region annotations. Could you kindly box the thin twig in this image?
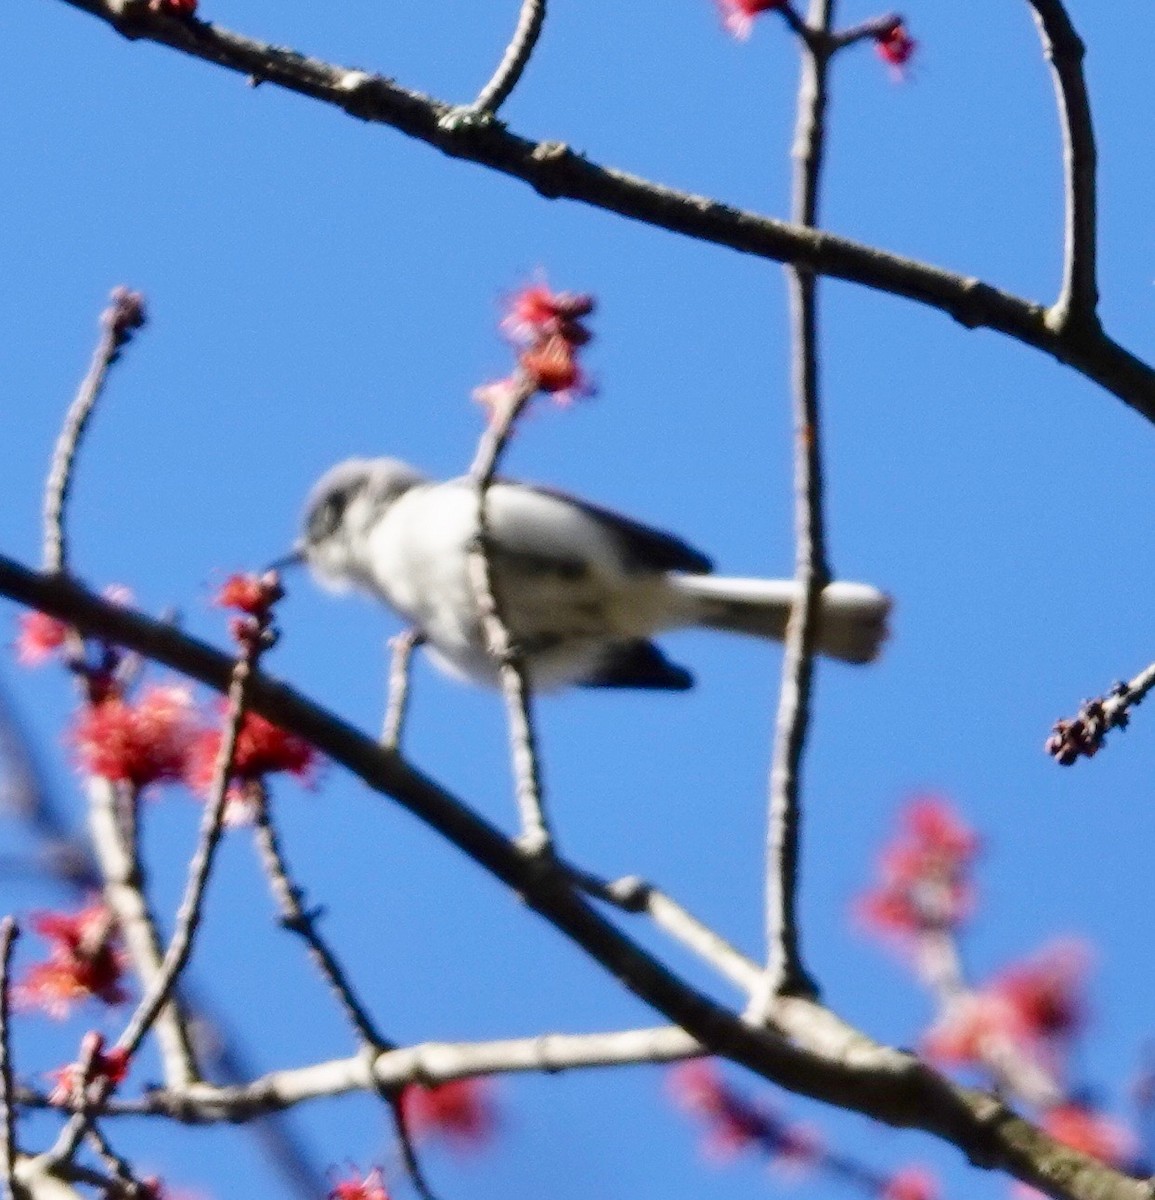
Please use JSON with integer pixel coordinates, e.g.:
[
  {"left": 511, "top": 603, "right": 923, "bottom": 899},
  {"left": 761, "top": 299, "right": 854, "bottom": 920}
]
[
  {"left": 83, "top": 1122, "right": 140, "bottom": 1196},
  {"left": 467, "top": 376, "right": 552, "bottom": 854},
  {"left": 42, "top": 288, "right": 146, "bottom": 575},
  {"left": 573, "top": 870, "right": 761, "bottom": 994},
  {"left": 0, "top": 918, "right": 19, "bottom": 1200},
  {"left": 388, "top": 1098, "right": 441, "bottom": 1200},
  {"left": 116, "top": 642, "right": 261, "bottom": 1059},
  {"left": 53, "top": 624, "right": 266, "bottom": 1165},
  {"left": 757, "top": 0, "right": 837, "bottom": 1011},
  {"left": 470, "top": 0, "right": 546, "bottom": 116},
  {"left": 251, "top": 793, "right": 390, "bottom": 1051},
  {"left": 776, "top": 4, "right": 814, "bottom": 42},
  {"left": 40, "top": 2, "right": 1155, "bottom": 422},
  {"left": 253, "top": 770, "right": 438, "bottom": 1199},
  {"left": 86, "top": 778, "right": 199, "bottom": 1088},
  {"left": 1026, "top": 0, "right": 1099, "bottom": 328},
  {"left": 829, "top": 12, "right": 901, "bottom": 50},
  {"left": 1045, "top": 661, "right": 1155, "bottom": 765},
  {"left": 381, "top": 630, "right": 423, "bottom": 750}
]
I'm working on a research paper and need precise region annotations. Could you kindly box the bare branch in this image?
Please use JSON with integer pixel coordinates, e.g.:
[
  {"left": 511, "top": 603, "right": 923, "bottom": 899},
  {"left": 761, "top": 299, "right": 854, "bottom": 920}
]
[
  {"left": 757, "top": 0, "right": 838, "bottom": 1009},
  {"left": 577, "top": 872, "right": 761, "bottom": 994},
  {"left": 2, "top": 561, "right": 1152, "bottom": 1200},
  {"left": 467, "top": 376, "right": 553, "bottom": 854},
  {"left": 467, "top": 0, "right": 547, "bottom": 117},
  {"left": 381, "top": 629, "right": 423, "bottom": 750},
  {"left": 251, "top": 794, "right": 391, "bottom": 1052},
  {"left": 116, "top": 627, "right": 263, "bottom": 1061},
  {"left": 42, "top": 288, "right": 146, "bottom": 575},
  {"left": 1045, "top": 661, "right": 1155, "bottom": 765},
  {"left": 0, "top": 918, "right": 18, "bottom": 1200},
  {"left": 87, "top": 777, "right": 200, "bottom": 1087},
  {"left": 1026, "top": 0, "right": 1099, "bottom": 327},
  {"left": 42, "top": 0, "right": 1155, "bottom": 422}
]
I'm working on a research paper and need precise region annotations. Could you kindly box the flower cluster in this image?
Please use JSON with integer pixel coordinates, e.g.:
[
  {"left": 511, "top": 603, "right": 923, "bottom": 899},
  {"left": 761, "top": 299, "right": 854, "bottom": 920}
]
[
  {"left": 716, "top": 0, "right": 786, "bottom": 40},
  {"left": 72, "top": 685, "right": 200, "bottom": 790},
  {"left": 328, "top": 1167, "right": 390, "bottom": 1200},
  {"left": 48, "top": 1031, "right": 131, "bottom": 1105},
  {"left": 400, "top": 1078, "right": 498, "bottom": 1152},
  {"left": 881, "top": 1166, "right": 939, "bottom": 1200},
  {"left": 19, "top": 574, "right": 319, "bottom": 818},
  {"left": 16, "top": 904, "right": 128, "bottom": 1018},
  {"left": 476, "top": 279, "right": 596, "bottom": 417},
  {"left": 667, "top": 1060, "right": 820, "bottom": 1168},
  {"left": 875, "top": 21, "right": 917, "bottom": 74},
  {"left": 14, "top": 610, "right": 69, "bottom": 666},
  {"left": 856, "top": 797, "right": 979, "bottom": 944}
]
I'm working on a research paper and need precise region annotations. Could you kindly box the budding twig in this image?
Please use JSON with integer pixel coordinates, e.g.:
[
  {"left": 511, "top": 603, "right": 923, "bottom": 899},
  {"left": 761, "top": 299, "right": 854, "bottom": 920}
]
[
  {"left": 1046, "top": 661, "right": 1155, "bottom": 765},
  {"left": 467, "top": 374, "right": 553, "bottom": 855},
  {"left": 43, "top": 288, "right": 146, "bottom": 575},
  {"left": 115, "top": 589, "right": 277, "bottom": 1062}
]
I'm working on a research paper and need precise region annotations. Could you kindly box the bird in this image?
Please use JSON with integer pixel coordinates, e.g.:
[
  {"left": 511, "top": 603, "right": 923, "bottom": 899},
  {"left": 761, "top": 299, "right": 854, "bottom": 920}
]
[{"left": 293, "top": 457, "right": 891, "bottom": 692}]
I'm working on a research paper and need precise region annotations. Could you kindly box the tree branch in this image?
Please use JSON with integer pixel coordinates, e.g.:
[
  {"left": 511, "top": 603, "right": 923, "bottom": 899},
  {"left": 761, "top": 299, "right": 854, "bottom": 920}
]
[
  {"left": 42, "top": 0, "right": 1155, "bottom": 424},
  {"left": 251, "top": 796, "right": 392, "bottom": 1052},
  {"left": 758, "top": 0, "right": 835, "bottom": 1009},
  {"left": 86, "top": 777, "right": 200, "bottom": 1088},
  {"left": 1, "top": 560, "right": 1150, "bottom": 1199},
  {"left": 466, "top": 0, "right": 547, "bottom": 117},
  {"left": 467, "top": 376, "right": 553, "bottom": 854},
  {"left": 42, "top": 288, "right": 145, "bottom": 576},
  {"left": 1026, "top": 0, "right": 1099, "bottom": 328}
]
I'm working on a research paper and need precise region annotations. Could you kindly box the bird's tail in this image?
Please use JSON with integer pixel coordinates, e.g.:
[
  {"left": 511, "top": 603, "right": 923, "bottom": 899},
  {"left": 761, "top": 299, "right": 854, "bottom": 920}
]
[{"left": 670, "top": 576, "right": 891, "bottom": 665}]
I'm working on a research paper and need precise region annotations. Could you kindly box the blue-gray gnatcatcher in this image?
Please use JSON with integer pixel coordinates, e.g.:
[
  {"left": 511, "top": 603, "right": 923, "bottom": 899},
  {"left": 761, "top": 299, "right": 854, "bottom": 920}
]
[{"left": 295, "top": 457, "right": 891, "bottom": 691}]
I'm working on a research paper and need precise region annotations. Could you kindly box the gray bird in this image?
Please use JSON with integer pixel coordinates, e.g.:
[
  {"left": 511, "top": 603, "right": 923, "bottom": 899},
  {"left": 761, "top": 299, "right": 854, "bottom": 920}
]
[{"left": 295, "top": 457, "right": 891, "bottom": 691}]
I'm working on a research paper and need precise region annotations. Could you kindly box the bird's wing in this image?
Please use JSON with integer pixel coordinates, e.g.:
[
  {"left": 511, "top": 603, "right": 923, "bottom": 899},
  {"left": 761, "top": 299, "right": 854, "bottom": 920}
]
[
  {"left": 512, "top": 481, "right": 713, "bottom": 575},
  {"left": 578, "top": 640, "right": 694, "bottom": 690}
]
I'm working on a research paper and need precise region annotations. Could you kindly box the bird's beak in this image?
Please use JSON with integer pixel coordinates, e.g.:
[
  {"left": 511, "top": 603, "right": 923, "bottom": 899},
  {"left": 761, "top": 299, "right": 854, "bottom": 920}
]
[{"left": 263, "top": 543, "right": 307, "bottom": 574}]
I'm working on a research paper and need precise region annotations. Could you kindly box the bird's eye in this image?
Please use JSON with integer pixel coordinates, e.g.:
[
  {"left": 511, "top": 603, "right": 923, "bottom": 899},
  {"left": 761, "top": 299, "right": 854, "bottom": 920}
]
[{"left": 307, "top": 491, "right": 348, "bottom": 542}]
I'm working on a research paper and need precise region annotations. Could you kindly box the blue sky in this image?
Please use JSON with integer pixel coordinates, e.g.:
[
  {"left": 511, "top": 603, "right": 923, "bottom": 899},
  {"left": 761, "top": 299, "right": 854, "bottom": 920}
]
[{"left": 3, "top": 1, "right": 1155, "bottom": 1198}]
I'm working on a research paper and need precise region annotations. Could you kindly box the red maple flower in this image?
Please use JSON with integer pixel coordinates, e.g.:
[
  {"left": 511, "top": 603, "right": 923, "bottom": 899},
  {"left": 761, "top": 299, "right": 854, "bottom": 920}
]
[
  {"left": 494, "top": 279, "right": 596, "bottom": 408},
  {"left": 518, "top": 334, "right": 592, "bottom": 401},
  {"left": 882, "top": 1165, "right": 939, "bottom": 1200},
  {"left": 922, "top": 991, "right": 1021, "bottom": 1067},
  {"left": 48, "top": 1031, "right": 131, "bottom": 1105},
  {"left": 716, "top": 0, "right": 786, "bottom": 39},
  {"left": 186, "top": 709, "right": 318, "bottom": 795},
  {"left": 501, "top": 283, "right": 594, "bottom": 346},
  {"left": 14, "top": 610, "right": 70, "bottom": 666},
  {"left": 16, "top": 904, "right": 128, "bottom": 1017},
  {"left": 856, "top": 797, "right": 979, "bottom": 943},
  {"left": 993, "top": 940, "right": 1088, "bottom": 1046},
  {"left": 400, "top": 1078, "right": 498, "bottom": 1152},
  {"left": 1043, "top": 1104, "right": 1135, "bottom": 1167},
  {"left": 214, "top": 573, "right": 278, "bottom": 616},
  {"left": 667, "top": 1060, "right": 821, "bottom": 1168},
  {"left": 329, "top": 1167, "right": 390, "bottom": 1200},
  {"left": 72, "top": 686, "right": 198, "bottom": 789},
  {"left": 875, "top": 22, "right": 917, "bottom": 73}
]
